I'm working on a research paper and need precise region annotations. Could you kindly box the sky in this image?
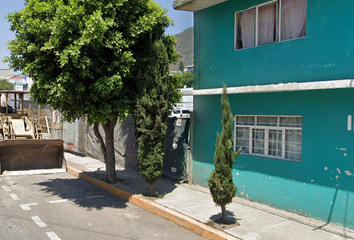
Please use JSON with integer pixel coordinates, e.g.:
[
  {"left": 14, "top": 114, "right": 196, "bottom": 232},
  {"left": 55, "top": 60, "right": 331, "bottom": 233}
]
[{"left": 0, "top": 0, "right": 193, "bottom": 69}]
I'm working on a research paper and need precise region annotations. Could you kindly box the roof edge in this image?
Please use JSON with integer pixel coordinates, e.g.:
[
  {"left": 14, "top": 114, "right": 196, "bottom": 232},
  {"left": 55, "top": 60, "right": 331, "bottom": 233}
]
[
  {"left": 173, "top": 0, "right": 194, "bottom": 9},
  {"left": 173, "top": 0, "right": 229, "bottom": 12}
]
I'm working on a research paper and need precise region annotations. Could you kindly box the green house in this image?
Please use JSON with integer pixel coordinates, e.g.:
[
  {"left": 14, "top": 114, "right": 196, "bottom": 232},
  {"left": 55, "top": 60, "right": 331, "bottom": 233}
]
[{"left": 174, "top": 0, "right": 354, "bottom": 229}]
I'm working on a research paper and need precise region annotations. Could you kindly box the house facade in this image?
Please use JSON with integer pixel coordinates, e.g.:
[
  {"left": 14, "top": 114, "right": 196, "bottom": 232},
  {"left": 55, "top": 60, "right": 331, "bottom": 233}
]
[{"left": 174, "top": 0, "right": 354, "bottom": 229}]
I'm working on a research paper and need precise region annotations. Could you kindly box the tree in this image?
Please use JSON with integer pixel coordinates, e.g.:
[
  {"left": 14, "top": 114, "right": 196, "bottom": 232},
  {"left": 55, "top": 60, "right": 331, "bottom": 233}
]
[
  {"left": 133, "top": 38, "right": 180, "bottom": 196},
  {"left": 207, "top": 84, "right": 241, "bottom": 223},
  {"left": 6, "top": 0, "right": 178, "bottom": 182},
  {"left": 171, "top": 72, "right": 193, "bottom": 88},
  {"left": 0, "top": 79, "right": 13, "bottom": 91},
  {"left": 178, "top": 61, "right": 184, "bottom": 72}
]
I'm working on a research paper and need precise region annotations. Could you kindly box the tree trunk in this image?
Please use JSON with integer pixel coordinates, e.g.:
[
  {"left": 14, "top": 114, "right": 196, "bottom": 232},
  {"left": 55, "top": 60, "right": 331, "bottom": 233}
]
[
  {"left": 221, "top": 205, "right": 226, "bottom": 223},
  {"left": 100, "top": 118, "right": 118, "bottom": 183},
  {"left": 149, "top": 184, "right": 154, "bottom": 196}
]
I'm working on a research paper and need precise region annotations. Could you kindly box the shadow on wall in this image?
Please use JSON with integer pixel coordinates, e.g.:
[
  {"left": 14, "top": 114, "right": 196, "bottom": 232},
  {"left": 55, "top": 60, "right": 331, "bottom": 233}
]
[
  {"left": 86, "top": 116, "right": 138, "bottom": 171},
  {"left": 86, "top": 116, "right": 191, "bottom": 181}
]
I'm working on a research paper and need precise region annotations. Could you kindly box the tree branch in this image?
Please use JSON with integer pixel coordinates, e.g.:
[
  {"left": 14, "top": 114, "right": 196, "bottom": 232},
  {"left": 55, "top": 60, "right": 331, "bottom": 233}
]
[{"left": 94, "top": 122, "right": 106, "bottom": 156}]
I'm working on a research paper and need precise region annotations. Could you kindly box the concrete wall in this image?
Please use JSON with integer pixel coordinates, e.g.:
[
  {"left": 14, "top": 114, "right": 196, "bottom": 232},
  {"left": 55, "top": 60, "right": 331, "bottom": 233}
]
[
  {"left": 193, "top": 0, "right": 354, "bottom": 89},
  {"left": 192, "top": 88, "right": 354, "bottom": 229},
  {"left": 60, "top": 117, "right": 138, "bottom": 170},
  {"left": 86, "top": 116, "right": 138, "bottom": 170},
  {"left": 62, "top": 119, "right": 86, "bottom": 154},
  {"left": 60, "top": 116, "right": 191, "bottom": 178}
]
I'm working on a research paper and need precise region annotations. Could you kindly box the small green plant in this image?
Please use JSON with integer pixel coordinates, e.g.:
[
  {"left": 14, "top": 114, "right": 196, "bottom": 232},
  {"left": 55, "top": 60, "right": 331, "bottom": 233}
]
[
  {"left": 206, "top": 220, "right": 215, "bottom": 227},
  {"left": 208, "top": 84, "right": 241, "bottom": 223},
  {"left": 154, "top": 191, "right": 167, "bottom": 198}
]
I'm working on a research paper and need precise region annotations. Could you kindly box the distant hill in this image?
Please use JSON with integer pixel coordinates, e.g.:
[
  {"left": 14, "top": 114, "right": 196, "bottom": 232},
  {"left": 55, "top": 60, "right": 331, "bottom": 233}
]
[{"left": 170, "top": 27, "right": 193, "bottom": 71}]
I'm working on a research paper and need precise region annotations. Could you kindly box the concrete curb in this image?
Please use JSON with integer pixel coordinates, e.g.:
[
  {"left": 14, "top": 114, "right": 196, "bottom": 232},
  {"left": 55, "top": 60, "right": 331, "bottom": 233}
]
[{"left": 67, "top": 166, "right": 239, "bottom": 240}]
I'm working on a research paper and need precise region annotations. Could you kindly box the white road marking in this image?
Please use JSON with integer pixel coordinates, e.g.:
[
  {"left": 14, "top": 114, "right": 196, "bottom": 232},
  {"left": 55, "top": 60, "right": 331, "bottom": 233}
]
[
  {"left": 2, "top": 169, "right": 66, "bottom": 176},
  {"left": 2, "top": 186, "right": 11, "bottom": 192},
  {"left": 86, "top": 195, "right": 106, "bottom": 199},
  {"left": 49, "top": 199, "right": 68, "bottom": 204},
  {"left": 46, "top": 231, "right": 61, "bottom": 240},
  {"left": 9, "top": 193, "right": 19, "bottom": 201},
  {"left": 20, "top": 203, "right": 38, "bottom": 211},
  {"left": 31, "top": 216, "right": 47, "bottom": 228}
]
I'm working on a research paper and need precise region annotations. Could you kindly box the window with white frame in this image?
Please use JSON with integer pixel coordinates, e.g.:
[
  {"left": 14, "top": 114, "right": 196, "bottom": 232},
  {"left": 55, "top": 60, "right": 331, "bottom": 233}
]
[
  {"left": 235, "top": 116, "right": 302, "bottom": 161},
  {"left": 235, "top": 0, "right": 307, "bottom": 50}
]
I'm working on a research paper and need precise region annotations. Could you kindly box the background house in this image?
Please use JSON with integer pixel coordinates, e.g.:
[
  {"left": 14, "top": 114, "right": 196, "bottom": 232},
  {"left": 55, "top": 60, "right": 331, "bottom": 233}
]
[
  {"left": 174, "top": 0, "right": 354, "bottom": 229},
  {"left": 0, "top": 69, "right": 33, "bottom": 92},
  {"left": 0, "top": 68, "right": 14, "bottom": 80},
  {"left": 9, "top": 75, "right": 33, "bottom": 92}
]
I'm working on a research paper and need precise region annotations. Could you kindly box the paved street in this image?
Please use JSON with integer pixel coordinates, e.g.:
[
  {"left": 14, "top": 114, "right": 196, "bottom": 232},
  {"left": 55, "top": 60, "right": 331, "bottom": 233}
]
[{"left": 0, "top": 172, "right": 205, "bottom": 240}]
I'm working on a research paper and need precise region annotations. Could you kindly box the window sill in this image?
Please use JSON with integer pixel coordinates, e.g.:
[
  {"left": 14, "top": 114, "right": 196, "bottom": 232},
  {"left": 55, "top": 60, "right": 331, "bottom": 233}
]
[{"left": 238, "top": 152, "right": 302, "bottom": 163}]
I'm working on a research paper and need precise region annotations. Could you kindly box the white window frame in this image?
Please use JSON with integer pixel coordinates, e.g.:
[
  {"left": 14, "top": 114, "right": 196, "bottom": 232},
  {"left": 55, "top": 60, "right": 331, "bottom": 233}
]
[
  {"left": 234, "top": 115, "right": 302, "bottom": 162},
  {"left": 234, "top": 0, "right": 306, "bottom": 50}
]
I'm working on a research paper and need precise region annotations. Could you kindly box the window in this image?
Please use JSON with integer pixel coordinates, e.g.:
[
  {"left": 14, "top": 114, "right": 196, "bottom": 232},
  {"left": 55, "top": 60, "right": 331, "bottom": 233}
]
[
  {"left": 235, "top": 115, "right": 302, "bottom": 161},
  {"left": 235, "top": 0, "right": 307, "bottom": 50}
]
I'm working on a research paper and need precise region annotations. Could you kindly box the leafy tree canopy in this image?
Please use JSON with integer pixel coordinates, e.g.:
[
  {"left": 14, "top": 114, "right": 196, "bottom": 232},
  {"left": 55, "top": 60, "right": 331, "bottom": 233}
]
[
  {"left": 0, "top": 79, "right": 13, "bottom": 91},
  {"left": 6, "top": 0, "right": 179, "bottom": 182},
  {"left": 172, "top": 72, "right": 193, "bottom": 88},
  {"left": 6, "top": 0, "right": 178, "bottom": 125}
]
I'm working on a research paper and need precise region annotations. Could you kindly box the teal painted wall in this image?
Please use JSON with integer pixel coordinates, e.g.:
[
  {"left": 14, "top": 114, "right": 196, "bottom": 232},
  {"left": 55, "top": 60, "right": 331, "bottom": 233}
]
[
  {"left": 193, "top": 0, "right": 354, "bottom": 89},
  {"left": 192, "top": 88, "right": 354, "bottom": 228}
]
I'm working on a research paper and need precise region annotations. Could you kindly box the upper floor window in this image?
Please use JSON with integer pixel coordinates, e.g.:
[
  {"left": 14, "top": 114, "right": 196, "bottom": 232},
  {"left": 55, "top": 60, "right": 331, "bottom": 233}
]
[{"left": 235, "top": 0, "right": 307, "bottom": 50}]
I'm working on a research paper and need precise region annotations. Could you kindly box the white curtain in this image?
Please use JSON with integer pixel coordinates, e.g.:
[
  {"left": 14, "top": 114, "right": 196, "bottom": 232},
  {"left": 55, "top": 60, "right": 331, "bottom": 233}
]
[
  {"left": 236, "top": 127, "right": 250, "bottom": 153},
  {"left": 252, "top": 129, "right": 265, "bottom": 154},
  {"left": 258, "top": 3, "right": 277, "bottom": 45},
  {"left": 285, "top": 129, "right": 302, "bottom": 160},
  {"left": 269, "top": 130, "right": 282, "bottom": 157},
  {"left": 237, "top": 9, "right": 255, "bottom": 49},
  {"left": 280, "top": 116, "right": 302, "bottom": 127},
  {"left": 257, "top": 116, "right": 278, "bottom": 126},
  {"left": 281, "top": 0, "right": 307, "bottom": 40}
]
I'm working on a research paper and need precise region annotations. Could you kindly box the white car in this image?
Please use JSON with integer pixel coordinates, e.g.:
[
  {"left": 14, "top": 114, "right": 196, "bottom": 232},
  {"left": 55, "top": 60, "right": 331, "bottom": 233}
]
[{"left": 169, "top": 109, "right": 191, "bottom": 118}]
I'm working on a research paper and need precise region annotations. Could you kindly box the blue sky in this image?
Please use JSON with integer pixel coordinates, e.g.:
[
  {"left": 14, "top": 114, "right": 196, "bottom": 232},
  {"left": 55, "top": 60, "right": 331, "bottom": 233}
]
[{"left": 0, "top": 0, "right": 193, "bottom": 69}]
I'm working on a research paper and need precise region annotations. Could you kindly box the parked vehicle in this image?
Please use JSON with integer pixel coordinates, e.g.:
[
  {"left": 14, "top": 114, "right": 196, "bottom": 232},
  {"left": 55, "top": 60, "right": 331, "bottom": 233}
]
[{"left": 169, "top": 109, "right": 191, "bottom": 118}]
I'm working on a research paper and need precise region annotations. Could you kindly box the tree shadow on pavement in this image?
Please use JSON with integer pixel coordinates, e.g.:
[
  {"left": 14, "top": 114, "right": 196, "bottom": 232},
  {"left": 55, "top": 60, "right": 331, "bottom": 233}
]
[
  {"left": 209, "top": 210, "right": 241, "bottom": 230},
  {"left": 94, "top": 168, "right": 179, "bottom": 198},
  {"left": 35, "top": 176, "right": 128, "bottom": 211}
]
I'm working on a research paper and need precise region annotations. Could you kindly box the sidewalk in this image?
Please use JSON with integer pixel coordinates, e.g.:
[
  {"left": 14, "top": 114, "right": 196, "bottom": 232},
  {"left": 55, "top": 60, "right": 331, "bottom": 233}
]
[{"left": 64, "top": 152, "right": 354, "bottom": 240}]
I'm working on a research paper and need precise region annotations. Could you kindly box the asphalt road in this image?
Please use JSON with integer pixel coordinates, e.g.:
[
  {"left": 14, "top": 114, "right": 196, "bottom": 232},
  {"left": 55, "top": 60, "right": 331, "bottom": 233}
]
[{"left": 0, "top": 172, "right": 205, "bottom": 240}]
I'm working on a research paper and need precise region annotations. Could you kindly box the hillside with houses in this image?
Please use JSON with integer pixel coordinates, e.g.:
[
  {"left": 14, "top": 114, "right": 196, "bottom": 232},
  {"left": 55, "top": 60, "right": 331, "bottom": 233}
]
[{"left": 170, "top": 27, "right": 193, "bottom": 71}]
